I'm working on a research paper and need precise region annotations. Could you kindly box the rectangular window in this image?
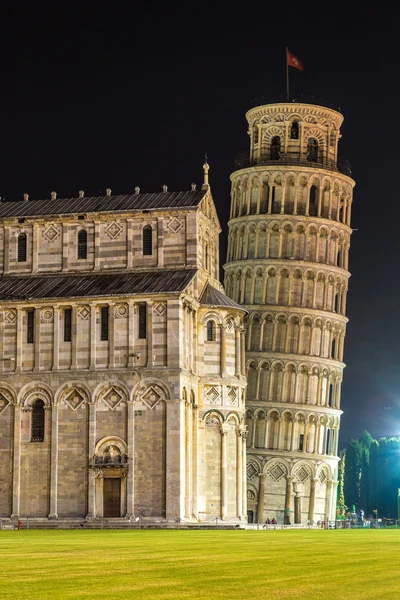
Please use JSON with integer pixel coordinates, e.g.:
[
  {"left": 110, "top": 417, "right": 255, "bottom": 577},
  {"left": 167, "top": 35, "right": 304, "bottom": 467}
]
[
  {"left": 299, "top": 434, "right": 304, "bottom": 452},
  {"left": 101, "top": 306, "right": 109, "bottom": 341},
  {"left": 64, "top": 308, "right": 72, "bottom": 342},
  {"left": 138, "top": 304, "right": 147, "bottom": 339},
  {"left": 27, "top": 310, "right": 34, "bottom": 344}
]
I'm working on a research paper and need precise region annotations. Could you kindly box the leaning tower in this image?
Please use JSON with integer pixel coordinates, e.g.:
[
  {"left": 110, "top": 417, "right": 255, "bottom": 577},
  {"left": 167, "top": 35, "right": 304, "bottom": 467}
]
[{"left": 224, "top": 101, "right": 354, "bottom": 525}]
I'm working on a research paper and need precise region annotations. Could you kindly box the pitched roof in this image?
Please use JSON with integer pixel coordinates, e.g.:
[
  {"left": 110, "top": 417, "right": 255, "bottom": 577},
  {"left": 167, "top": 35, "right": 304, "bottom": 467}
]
[
  {"left": 199, "top": 282, "right": 245, "bottom": 311},
  {"left": 0, "top": 191, "right": 208, "bottom": 219},
  {"left": 0, "top": 269, "right": 196, "bottom": 301}
]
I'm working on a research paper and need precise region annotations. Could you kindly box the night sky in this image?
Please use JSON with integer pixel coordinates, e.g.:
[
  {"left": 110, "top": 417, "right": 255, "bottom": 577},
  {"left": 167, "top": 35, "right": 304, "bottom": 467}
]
[{"left": 0, "top": 4, "right": 397, "bottom": 447}]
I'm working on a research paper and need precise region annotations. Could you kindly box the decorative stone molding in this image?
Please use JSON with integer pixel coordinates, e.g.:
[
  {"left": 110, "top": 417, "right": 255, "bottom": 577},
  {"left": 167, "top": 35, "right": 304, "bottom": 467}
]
[
  {"left": 167, "top": 216, "right": 183, "bottom": 233},
  {"left": 0, "top": 392, "right": 11, "bottom": 415},
  {"left": 78, "top": 305, "right": 90, "bottom": 320},
  {"left": 61, "top": 388, "right": 88, "bottom": 411},
  {"left": 41, "top": 308, "right": 54, "bottom": 323},
  {"left": 205, "top": 415, "right": 220, "bottom": 427},
  {"left": 5, "top": 309, "right": 17, "bottom": 324},
  {"left": 227, "top": 386, "right": 237, "bottom": 405},
  {"left": 42, "top": 223, "right": 60, "bottom": 243},
  {"left": 205, "top": 386, "right": 220, "bottom": 404},
  {"left": 105, "top": 221, "right": 123, "bottom": 239},
  {"left": 140, "top": 386, "right": 162, "bottom": 410},
  {"left": 114, "top": 303, "right": 128, "bottom": 319},
  {"left": 101, "top": 386, "right": 125, "bottom": 410},
  {"left": 267, "top": 463, "right": 286, "bottom": 482},
  {"left": 246, "top": 461, "right": 259, "bottom": 479},
  {"left": 153, "top": 302, "right": 166, "bottom": 317}
]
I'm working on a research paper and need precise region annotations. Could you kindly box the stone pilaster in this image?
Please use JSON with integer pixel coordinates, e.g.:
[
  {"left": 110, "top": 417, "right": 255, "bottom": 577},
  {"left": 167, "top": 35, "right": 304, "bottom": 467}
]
[{"left": 48, "top": 405, "right": 59, "bottom": 519}]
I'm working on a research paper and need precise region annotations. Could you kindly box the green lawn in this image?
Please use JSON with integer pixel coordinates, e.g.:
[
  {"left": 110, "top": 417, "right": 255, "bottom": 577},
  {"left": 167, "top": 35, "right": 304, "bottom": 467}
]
[{"left": 0, "top": 529, "right": 399, "bottom": 600}]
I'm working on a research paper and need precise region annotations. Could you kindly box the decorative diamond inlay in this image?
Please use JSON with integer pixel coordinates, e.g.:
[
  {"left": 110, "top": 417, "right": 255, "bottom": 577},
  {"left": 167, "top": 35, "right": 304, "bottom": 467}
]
[
  {"left": 153, "top": 302, "right": 166, "bottom": 317},
  {"left": 105, "top": 221, "right": 122, "bottom": 239},
  {"left": 0, "top": 393, "right": 10, "bottom": 415},
  {"left": 103, "top": 387, "right": 123, "bottom": 410},
  {"left": 247, "top": 462, "right": 258, "bottom": 480},
  {"left": 167, "top": 217, "right": 183, "bottom": 233},
  {"left": 78, "top": 306, "right": 90, "bottom": 320},
  {"left": 142, "top": 386, "right": 161, "bottom": 409},
  {"left": 268, "top": 463, "right": 285, "bottom": 482},
  {"left": 295, "top": 466, "right": 310, "bottom": 483},
  {"left": 42, "top": 224, "right": 60, "bottom": 243},
  {"left": 5, "top": 310, "right": 17, "bottom": 324},
  {"left": 319, "top": 470, "right": 327, "bottom": 485},
  {"left": 64, "top": 390, "right": 85, "bottom": 411},
  {"left": 205, "top": 416, "right": 220, "bottom": 427},
  {"left": 227, "top": 387, "right": 237, "bottom": 404},
  {"left": 205, "top": 387, "right": 220, "bottom": 404}
]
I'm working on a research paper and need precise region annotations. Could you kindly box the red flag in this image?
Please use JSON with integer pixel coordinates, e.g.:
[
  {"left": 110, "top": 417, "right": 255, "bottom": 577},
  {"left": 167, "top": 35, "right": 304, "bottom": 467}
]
[{"left": 287, "top": 50, "right": 304, "bottom": 71}]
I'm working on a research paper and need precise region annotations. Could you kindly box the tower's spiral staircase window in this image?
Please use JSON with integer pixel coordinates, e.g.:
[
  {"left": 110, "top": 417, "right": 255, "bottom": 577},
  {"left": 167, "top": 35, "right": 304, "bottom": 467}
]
[
  {"left": 290, "top": 121, "right": 299, "bottom": 139},
  {"left": 270, "top": 136, "right": 281, "bottom": 160},
  {"left": 307, "top": 138, "right": 319, "bottom": 162}
]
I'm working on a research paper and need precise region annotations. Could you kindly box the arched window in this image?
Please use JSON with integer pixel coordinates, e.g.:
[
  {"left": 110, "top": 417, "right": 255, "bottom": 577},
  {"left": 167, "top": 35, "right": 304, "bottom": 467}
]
[
  {"left": 270, "top": 136, "right": 281, "bottom": 160},
  {"left": 253, "top": 126, "right": 259, "bottom": 145},
  {"left": 142, "top": 226, "right": 152, "bottom": 255},
  {"left": 204, "top": 243, "right": 209, "bottom": 270},
  {"left": 307, "top": 138, "right": 318, "bottom": 162},
  {"left": 309, "top": 185, "right": 318, "bottom": 216},
  {"left": 31, "top": 400, "right": 45, "bottom": 442},
  {"left": 18, "top": 233, "right": 27, "bottom": 262},
  {"left": 77, "top": 229, "right": 87, "bottom": 260},
  {"left": 206, "top": 320, "right": 215, "bottom": 341},
  {"left": 290, "top": 121, "right": 299, "bottom": 139}
]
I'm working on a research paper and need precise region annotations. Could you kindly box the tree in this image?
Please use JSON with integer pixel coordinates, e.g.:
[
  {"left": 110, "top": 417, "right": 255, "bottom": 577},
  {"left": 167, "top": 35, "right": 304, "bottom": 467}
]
[
  {"left": 337, "top": 451, "right": 346, "bottom": 515},
  {"left": 343, "top": 439, "right": 362, "bottom": 511}
]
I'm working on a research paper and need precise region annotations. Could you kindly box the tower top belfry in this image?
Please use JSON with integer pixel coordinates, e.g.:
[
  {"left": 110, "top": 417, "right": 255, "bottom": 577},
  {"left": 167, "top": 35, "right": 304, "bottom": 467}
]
[
  {"left": 237, "top": 101, "right": 351, "bottom": 183},
  {"left": 224, "top": 99, "right": 355, "bottom": 525}
]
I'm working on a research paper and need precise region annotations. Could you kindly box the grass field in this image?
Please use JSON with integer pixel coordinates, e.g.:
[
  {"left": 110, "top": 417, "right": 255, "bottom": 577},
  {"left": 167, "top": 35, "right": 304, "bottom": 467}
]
[{"left": 0, "top": 529, "right": 399, "bottom": 600}]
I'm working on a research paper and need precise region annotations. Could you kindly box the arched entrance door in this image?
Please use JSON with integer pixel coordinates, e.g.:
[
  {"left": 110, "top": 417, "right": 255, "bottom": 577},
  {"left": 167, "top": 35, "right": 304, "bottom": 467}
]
[{"left": 103, "top": 478, "right": 121, "bottom": 517}]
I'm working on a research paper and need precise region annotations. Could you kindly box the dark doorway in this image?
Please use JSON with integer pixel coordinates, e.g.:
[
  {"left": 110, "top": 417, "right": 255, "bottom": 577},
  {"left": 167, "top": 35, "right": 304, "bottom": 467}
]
[
  {"left": 103, "top": 478, "right": 121, "bottom": 517},
  {"left": 247, "top": 510, "right": 254, "bottom": 523}
]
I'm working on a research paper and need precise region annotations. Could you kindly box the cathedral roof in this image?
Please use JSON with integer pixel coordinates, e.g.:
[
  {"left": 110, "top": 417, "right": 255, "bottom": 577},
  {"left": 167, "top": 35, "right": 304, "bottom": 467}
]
[
  {"left": 199, "top": 283, "right": 245, "bottom": 312},
  {"left": 0, "top": 269, "right": 196, "bottom": 300},
  {"left": 0, "top": 191, "right": 208, "bottom": 219}
]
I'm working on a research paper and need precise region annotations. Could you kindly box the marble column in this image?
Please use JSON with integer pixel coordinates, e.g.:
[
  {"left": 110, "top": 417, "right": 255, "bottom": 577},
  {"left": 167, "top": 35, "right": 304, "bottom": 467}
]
[
  {"left": 284, "top": 476, "right": 293, "bottom": 524},
  {"left": 89, "top": 304, "right": 96, "bottom": 370},
  {"left": 234, "top": 327, "right": 241, "bottom": 377},
  {"left": 126, "top": 401, "right": 135, "bottom": 517},
  {"left": 11, "top": 404, "right": 21, "bottom": 518},
  {"left": 236, "top": 429, "right": 243, "bottom": 519},
  {"left": 52, "top": 307, "right": 60, "bottom": 371},
  {"left": 308, "top": 478, "right": 317, "bottom": 525},
  {"left": 220, "top": 324, "right": 227, "bottom": 376},
  {"left": 48, "top": 404, "right": 59, "bottom": 519},
  {"left": 185, "top": 401, "right": 193, "bottom": 519},
  {"left": 240, "top": 328, "right": 246, "bottom": 376},
  {"left": 257, "top": 474, "right": 266, "bottom": 523},
  {"left": 242, "top": 431, "right": 247, "bottom": 518},
  {"left": 325, "top": 480, "right": 333, "bottom": 521},
  {"left": 86, "top": 402, "right": 97, "bottom": 519},
  {"left": 33, "top": 307, "right": 41, "bottom": 372},
  {"left": 71, "top": 305, "right": 78, "bottom": 370},
  {"left": 221, "top": 426, "right": 228, "bottom": 519}
]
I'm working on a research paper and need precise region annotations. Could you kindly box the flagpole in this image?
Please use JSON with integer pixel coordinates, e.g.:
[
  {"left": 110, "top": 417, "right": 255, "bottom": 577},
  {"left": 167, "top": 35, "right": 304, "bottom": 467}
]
[{"left": 286, "top": 47, "right": 289, "bottom": 101}]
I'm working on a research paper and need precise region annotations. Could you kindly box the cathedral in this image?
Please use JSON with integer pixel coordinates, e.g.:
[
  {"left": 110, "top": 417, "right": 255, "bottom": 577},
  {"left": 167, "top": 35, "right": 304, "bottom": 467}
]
[
  {"left": 0, "top": 173, "right": 247, "bottom": 523},
  {"left": 0, "top": 98, "right": 354, "bottom": 526},
  {"left": 224, "top": 100, "right": 354, "bottom": 524}
]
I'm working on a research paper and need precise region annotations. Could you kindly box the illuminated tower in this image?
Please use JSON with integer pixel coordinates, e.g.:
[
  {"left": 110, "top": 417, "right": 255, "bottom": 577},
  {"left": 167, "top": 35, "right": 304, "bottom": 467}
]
[{"left": 224, "top": 101, "right": 354, "bottom": 524}]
